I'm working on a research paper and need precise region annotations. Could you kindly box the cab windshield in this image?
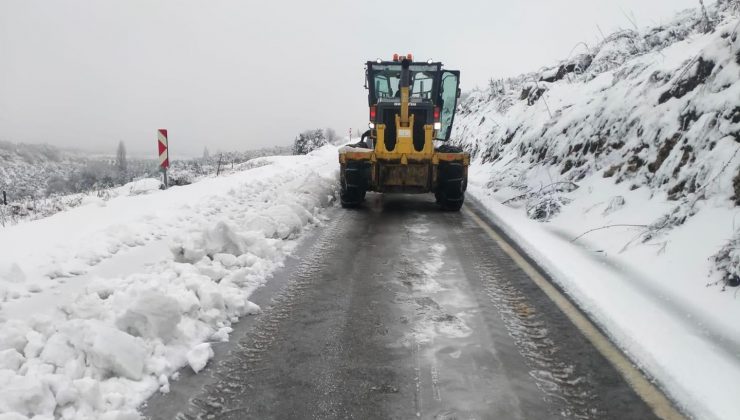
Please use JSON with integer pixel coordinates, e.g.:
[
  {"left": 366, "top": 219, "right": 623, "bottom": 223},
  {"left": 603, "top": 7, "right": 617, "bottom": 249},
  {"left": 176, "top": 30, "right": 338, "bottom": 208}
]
[{"left": 370, "top": 64, "right": 439, "bottom": 100}]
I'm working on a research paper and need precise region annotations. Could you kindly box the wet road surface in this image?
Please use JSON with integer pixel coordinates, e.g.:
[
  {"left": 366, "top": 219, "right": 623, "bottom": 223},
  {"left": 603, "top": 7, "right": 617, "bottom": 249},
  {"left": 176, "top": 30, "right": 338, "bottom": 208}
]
[{"left": 143, "top": 194, "right": 667, "bottom": 420}]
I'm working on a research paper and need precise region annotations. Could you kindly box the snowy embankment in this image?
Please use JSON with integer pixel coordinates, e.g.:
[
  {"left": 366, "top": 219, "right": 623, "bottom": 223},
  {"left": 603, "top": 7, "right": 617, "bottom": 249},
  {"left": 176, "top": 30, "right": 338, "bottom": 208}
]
[
  {"left": 0, "top": 147, "right": 337, "bottom": 419},
  {"left": 454, "top": 4, "right": 740, "bottom": 420}
]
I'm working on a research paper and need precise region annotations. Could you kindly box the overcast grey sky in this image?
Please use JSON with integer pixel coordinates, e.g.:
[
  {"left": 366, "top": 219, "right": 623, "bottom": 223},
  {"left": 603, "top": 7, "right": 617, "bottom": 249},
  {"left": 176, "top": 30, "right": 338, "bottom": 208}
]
[{"left": 0, "top": 0, "right": 710, "bottom": 157}]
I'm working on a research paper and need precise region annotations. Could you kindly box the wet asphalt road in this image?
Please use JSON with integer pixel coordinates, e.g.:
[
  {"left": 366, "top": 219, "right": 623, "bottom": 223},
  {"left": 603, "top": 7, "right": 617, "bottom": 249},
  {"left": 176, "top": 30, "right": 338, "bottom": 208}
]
[{"left": 143, "top": 194, "right": 662, "bottom": 420}]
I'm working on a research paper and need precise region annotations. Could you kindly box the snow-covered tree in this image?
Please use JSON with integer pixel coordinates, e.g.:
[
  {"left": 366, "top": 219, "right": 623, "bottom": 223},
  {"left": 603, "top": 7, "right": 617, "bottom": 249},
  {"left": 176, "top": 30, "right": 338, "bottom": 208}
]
[
  {"left": 292, "top": 129, "right": 327, "bottom": 155},
  {"left": 202, "top": 147, "right": 210, "bottom": 161}
]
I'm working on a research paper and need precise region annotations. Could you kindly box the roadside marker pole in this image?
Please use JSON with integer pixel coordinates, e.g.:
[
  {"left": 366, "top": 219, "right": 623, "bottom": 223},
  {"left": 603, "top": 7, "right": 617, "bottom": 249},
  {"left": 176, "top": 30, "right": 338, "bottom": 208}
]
[{"left": 158, "top": 129, "right": 170, "bottom": 189}]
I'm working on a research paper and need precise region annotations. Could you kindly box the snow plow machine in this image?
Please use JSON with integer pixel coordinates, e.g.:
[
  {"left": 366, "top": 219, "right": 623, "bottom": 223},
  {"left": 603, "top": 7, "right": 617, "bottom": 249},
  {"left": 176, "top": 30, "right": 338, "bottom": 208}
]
[{"left": 339, "top": 54, "right": 469, "bottom": 210}]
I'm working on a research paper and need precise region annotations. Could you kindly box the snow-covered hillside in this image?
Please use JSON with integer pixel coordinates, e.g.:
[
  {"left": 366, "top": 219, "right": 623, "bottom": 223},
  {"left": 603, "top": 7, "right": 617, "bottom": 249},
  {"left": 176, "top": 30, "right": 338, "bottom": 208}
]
[
  {"left": 453, "top": 3, "right": 740, "bottom": 419},
  {"left": 0, "top": 142, "right": 88, "bottom": 201},
  {"left": 0, "top": 141, "right": 294, "bottom": 227},
  {"left": 0, "top": 147, "right": 337, "bottom": 419}
]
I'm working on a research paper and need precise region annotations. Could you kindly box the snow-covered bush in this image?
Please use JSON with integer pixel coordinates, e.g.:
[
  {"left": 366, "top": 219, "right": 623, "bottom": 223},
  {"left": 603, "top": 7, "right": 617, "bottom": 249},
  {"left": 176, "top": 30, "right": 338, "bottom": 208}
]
[
  {"left": 166, "top": 166, "right": 196, "bottom": 186},
  {"left": 501, "top": 182, "right": 578, "bottom": 222},
  {"left": 712, "top": 233, "right": 740, "bottom": 287},
  {"left": 526, "top": 195, "right": 572, "bottom": 222}
]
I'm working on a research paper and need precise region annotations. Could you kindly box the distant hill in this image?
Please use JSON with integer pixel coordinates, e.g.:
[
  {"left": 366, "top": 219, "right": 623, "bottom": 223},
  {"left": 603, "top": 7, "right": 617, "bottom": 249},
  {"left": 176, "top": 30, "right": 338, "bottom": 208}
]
[{"left": 0, "top": 141, "right": 89, "bottom": 201}]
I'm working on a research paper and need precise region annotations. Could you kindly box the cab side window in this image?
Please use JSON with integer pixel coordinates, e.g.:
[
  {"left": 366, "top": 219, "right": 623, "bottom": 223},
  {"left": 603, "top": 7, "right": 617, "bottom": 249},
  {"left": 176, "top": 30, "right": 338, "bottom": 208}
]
[{"left": 436, "top": 71, "right": 460, "bottom": 141}]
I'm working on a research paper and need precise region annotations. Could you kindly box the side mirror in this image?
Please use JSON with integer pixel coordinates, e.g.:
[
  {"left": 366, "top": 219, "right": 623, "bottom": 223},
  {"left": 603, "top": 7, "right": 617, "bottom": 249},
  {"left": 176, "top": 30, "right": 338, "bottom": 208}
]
[{"left": 457, "top": 88, "right": 461, "bottom": 98}]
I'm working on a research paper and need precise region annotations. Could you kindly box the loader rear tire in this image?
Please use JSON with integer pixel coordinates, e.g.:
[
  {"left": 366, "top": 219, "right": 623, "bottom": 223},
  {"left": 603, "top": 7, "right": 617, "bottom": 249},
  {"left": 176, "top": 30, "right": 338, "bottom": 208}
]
[
  {"left": 438, "top": 191, "right": 465, "bottom": 211},
  {"left": 340, "top": 162, "right": 369, "bottom": 208},
  {"left": 436, "top": 162, "right": 466, "bottom": 212}
]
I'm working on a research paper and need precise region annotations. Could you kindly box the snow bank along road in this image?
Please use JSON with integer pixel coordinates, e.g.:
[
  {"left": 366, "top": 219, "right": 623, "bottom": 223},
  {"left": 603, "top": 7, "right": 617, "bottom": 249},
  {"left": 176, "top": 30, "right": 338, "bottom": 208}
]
[
  {"left": 144, "top": 193, "right": 677, "bottom": 420},
  {"left": 0, "top": 148, "right": 338, "bottom": 419}
]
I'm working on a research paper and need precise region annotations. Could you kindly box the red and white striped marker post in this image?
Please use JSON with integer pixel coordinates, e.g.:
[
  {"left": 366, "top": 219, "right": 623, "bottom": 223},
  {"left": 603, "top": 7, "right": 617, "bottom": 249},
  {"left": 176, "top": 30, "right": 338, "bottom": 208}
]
[{"left": 157, "top": 129, "right": 170, "bottom": 188}]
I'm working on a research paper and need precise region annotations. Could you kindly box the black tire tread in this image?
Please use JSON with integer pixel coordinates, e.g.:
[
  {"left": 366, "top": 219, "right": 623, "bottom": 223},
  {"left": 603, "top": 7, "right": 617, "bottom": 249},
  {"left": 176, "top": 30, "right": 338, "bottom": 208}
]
[{"left": 436, "top": 161, "right": 466, "bottom": 211}]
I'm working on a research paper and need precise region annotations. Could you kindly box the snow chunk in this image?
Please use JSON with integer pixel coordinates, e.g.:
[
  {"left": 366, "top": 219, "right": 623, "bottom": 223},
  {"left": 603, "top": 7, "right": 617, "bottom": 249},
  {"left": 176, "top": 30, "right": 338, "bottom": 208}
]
[
  {"left": 0, "top": 370, "right": 56, "bottom": 417},
  {"left": 126, "top": 178, "right": 161, "bottom": 196},
  {"left": 23, "top": 331, "right": 45, "bottom": 359},
  {"left": 241, "top": 213, "right": 279, "bottom": 238},
  {"left": 3, "top": 264, "right": 27, "bottom": 283},
  {"left": 213, "top": 253, "right": 238, "bottom": 268},
  {"left": 71, "top": 377, "right": 102, "bottom": 412},
  {"left": 186, "top": 343, "right": 213, "bottom": 373},
  {"left": 115, "top": 291, "right": 182, "bottom": 342},
  {"left": 202, "top": 221, "right": 251, "bottom": 256},
  {"left": 38, "top": 333, "right": 75, "bottom": 368},
  {"left": 269, "top": 205, "right": 304, "bottom": 239},
  {"left": 0, "top": 320, "right": 31, "bottom": 353},
  {"left": 68, "top": 321, "right": 146, "bottom": 380},
  {"left": 171, "top": 221, "right": 278, "bottom": 263},
  {"left": 211, "top": 326, "right": 233, "bottom": 342},
  {"left": 0, "top": 349, "right": 25, "bottom": 371}
]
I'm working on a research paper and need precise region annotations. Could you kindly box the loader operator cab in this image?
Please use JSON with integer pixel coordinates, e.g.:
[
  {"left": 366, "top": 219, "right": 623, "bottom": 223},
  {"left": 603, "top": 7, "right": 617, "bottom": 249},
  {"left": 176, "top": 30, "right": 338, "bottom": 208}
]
[{"left": 366, "top": 57, "right": 461, "bottom": 149}]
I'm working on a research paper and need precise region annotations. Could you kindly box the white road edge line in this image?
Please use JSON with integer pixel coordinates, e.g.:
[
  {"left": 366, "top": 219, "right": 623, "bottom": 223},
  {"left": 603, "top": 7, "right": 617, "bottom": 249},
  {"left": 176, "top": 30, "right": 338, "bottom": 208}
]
[{"left": 463, "top": 206, "right": 685, "bottom": 420}]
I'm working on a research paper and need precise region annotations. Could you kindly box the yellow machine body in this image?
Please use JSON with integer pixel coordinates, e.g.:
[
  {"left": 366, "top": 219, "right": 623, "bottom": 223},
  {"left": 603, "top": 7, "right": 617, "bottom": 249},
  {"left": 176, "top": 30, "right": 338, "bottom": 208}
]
[{"left": 339, "top": 56, "right": 468, "bottom": 209}]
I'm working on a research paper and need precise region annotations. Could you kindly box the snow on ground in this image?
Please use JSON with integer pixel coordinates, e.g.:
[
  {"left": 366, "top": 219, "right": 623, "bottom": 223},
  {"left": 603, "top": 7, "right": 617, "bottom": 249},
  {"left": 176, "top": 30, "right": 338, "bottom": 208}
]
[
  {"left": 0, "top": 147, "right": 338, "bottom": 419},
  {"left": 455, "top": 4, "right": 740, "bottom": 420}
]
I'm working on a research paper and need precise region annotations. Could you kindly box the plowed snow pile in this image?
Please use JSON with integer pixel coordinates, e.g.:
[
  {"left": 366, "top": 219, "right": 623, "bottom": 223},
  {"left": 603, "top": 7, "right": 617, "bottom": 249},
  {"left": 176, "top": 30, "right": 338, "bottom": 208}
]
[
  {"left": 0, "top": 147, "right": 337, "bottom": 419},
  {"left": 453, "top": 4, "right": 740, "bottom": 419}
]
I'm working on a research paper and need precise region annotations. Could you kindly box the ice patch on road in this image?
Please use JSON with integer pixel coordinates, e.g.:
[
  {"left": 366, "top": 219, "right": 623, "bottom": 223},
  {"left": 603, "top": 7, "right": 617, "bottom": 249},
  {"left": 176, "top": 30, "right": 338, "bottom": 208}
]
[{"left": 397, "top": 217, "right": 472, "bottom": 346}]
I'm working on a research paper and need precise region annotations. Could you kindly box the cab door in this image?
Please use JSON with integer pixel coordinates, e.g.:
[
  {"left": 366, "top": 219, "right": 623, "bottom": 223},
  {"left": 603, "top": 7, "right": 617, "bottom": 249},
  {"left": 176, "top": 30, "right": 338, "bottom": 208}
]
[{"left": 435, "top": 70, "right": 461, "bottom": 141}]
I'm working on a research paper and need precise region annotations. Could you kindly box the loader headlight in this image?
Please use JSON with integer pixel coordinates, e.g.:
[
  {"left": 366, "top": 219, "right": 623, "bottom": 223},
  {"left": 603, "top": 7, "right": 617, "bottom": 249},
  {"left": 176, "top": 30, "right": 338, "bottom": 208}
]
[
  {"left": 369, "top": 122, "right": 375, "bottom": 129},
  {"left": 434, "top": 122, "right": 441, "bottom": 130}
]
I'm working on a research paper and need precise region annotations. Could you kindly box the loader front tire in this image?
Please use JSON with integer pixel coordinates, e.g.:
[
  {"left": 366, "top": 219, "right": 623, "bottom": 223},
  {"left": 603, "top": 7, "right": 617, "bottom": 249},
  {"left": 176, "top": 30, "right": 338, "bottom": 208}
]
[{"left": 340, "top": 182, "right": 364, "bottom": 208}]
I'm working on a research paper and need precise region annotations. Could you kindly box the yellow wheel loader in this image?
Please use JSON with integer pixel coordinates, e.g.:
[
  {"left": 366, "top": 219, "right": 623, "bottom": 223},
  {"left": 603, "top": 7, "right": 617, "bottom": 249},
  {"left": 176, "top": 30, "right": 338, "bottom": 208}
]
[{"left": 338, "top": 54, "right": 469, "bottom": 211}]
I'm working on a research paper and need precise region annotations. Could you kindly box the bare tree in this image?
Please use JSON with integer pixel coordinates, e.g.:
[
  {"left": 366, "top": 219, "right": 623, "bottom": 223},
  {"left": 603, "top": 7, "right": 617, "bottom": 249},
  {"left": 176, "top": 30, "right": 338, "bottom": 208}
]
[
  {"left": 699, "top": 0, "right": 714, "bottom": 33},
  {"left": 115, "top": 140, "right": 127, "bottom": 175}
]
